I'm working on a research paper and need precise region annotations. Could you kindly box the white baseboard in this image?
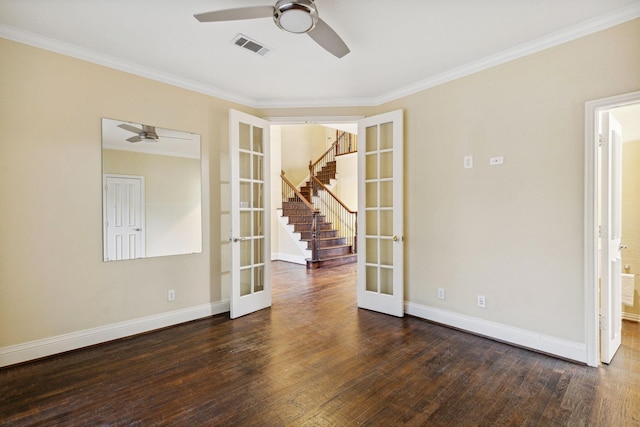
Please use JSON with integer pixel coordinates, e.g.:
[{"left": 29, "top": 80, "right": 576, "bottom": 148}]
[
  {"left": 623, "top": 311, "right": 640, "bottom": 322},
  {"left": 0, "top": 300, "right": 230, "bottom": 368},
  {"left": 272, "top": 252, "right": 307, "bottom": 265},
  {"left": 405, "top": 302, "right": 586, "bottom": 363}
]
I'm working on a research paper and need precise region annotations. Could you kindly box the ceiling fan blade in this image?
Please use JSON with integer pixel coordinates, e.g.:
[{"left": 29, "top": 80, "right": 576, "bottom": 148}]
[
  {"left": 127, "top": 136, "right": 142, "bottom": 143},
  {"left": 194, "top": 6, "right": 274, "bottom": 22},
  {"left": 307, "top": 18, "right": 350, "bottom": 58},
  {"left": 118, "top": 123, "right": 143, "bottom": 134}
]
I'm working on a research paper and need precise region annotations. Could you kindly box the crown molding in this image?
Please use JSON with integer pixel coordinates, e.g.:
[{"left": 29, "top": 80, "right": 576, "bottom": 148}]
[
  {"left": 0, "top": 24, "right": 256, "bottom": 107},
  {"left": 373, "top": 2, "right": 640, "bottom": 106},
  {"left": 253, "top": 96, "right": 377, "bottom": 109},
  {"left": 1, "top": 2, "right": 639, "bottom": 110}
]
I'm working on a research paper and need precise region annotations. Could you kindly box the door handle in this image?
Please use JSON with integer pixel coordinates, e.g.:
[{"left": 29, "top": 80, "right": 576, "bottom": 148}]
[
  {"left": 232, "top": 237, "right": 248, "bottom": 242},
  {"left": 620, "top": 244, "right": 628, "bottom": 250},
  {"left": 134, "top": 228, "right": 142, "bottom": 231},
  {"left": 393, "top": 235, "right": 402, "bottom": 242}
]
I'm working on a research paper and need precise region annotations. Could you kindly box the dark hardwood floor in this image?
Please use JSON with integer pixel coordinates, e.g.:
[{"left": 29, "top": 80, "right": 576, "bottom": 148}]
[{"left": 1, "top": 261, "right": 639, "bottom": 426}]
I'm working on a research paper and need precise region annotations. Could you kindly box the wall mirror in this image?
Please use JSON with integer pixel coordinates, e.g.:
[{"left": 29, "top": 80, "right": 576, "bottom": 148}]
[{"left": 102, "top": 118, "right": 202, "bottom": 261}]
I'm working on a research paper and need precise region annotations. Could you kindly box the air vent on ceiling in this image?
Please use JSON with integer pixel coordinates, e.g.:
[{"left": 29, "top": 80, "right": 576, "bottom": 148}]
[{"left": 232, "top": 34, "right": 272, "bottom": 56}]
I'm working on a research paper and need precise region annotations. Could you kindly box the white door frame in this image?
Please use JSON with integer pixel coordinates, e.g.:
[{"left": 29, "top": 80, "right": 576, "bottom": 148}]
[
  {"left": 265, "top": 115, "right": 364, "bottom": 264},
  {"left": 584, "top": 90, "right": 640, "bottom": 367}
]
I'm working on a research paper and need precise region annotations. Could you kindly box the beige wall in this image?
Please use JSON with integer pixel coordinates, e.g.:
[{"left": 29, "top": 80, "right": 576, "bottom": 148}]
[
  {"left": 622, "top": 139, "right": 640, "bottom": 316},
  {"left": 335, "top": 153, "right": 358, "bottom": 211},
  {"left": 0, "top": 38, "right": 255, "bottom": 347},
  {"left": 371, "top": 18, "right": 640, "bottom": 341},
  {"left": 280, "top": 124, "right": 328, "bottom": 185},
  {"left": 263, "top": 18, "right": 640, "bottom": 343},
  {"left": 1, "top": 18, "right": 639, "bottom": 356}
]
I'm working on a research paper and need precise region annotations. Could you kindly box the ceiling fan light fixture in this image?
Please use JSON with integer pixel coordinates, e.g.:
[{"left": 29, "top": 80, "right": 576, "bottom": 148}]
[{"left": 274, "top": 0, "right": 318, "bottom": 34}]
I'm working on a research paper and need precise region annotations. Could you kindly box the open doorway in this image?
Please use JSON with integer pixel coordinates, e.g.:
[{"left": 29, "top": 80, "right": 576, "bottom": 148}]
[
  {"left": 269, "top": 120, "right": 359, "bottom": 267},
  {"left": 585, "top": 92, "right": 640, "bottom": 366},
  {"left": 613, "top": 103, "right": 640, "bottom": 326}
]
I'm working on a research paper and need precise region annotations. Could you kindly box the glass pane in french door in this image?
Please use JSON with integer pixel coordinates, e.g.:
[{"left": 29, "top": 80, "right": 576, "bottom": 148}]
[
  {"left": 238, "top": 121, "right": 265, "bottom": 297},
  {"left": 364, "top": 123, "right": 394, "bottom": 295}
]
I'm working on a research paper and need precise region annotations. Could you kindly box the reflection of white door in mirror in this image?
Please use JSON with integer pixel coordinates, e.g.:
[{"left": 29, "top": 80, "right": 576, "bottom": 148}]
[
  {"left": 101, "top": 118, "right": 202, "bottom": 261},
  {"left": 103, "top": 175, "right": 145, "bottom": 261}
]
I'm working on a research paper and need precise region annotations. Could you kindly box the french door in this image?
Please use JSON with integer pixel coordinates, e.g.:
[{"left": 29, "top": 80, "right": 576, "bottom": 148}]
[
  {"left": 600, "top": 111, "right": 623, "bottom": 364},
  {"left": 229, "top": 109, "right": 271, "bottom": 319},
  {"left": 357, "top": 110, "right": 404, "bottom": 317}
]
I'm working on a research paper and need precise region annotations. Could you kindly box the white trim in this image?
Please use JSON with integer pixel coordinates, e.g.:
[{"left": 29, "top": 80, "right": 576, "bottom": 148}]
[
  {"left": 272, "top": 252, "right": 307, "bottom": 265},
  {"left": 374, "top": 3, "right": 640, "bottom": 106},
  {"left": 2, "top": 2, "right": 638, "bottom": 109},
  {"left": 0, "top": 25, "right": 255, "bottom": 107},
  {"left": 622, "top": 311, "right": 640, "bottom": 322},
  {"left": 405, "top": 302, "right": 586, "bottom": 363},
  {"left": 584, "top": 90, "right": 640, "bottom": 367},
  {"left": 623, "top": 312, "right": 640, "bottom": 322},
  {"left": 0, "top": 301, "right": 229, "bottom": 368},
  {"left": 265, "top": 116, "right": 364, "bottom": 124}
]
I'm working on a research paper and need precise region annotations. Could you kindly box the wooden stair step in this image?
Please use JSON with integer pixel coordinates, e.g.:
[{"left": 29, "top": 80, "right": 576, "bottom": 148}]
[
  {"left": 293, "top": 222, "right": 333, "bottom": 232},
  {"left": 317, "top": 244, "right": 352, "bottom": 258},
  {"left": 299, "top": 230, "right": 338, "bottom": 240},
  {"left": 304, "top": 237, "right": 347, "bottom": 249},
  {"left": 306, "top": 253, "right": 357, "bottom": 269},
  {"left": 282, "top": 208, "right": 315, "bottom": 216},
  {"left": 287, "top": 215, "right": 326, "bottom": 225}
]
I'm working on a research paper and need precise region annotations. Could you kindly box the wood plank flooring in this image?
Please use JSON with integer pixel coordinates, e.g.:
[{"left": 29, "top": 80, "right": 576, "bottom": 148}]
[{"left": 1, "top": 261, "right": 639, "bottom": 426}]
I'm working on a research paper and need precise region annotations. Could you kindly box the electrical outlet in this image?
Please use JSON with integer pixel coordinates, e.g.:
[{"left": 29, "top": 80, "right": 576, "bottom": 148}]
[
  {"left": 168, "top": 290, "right": 176, "bottom": 302},
  {"left": 438, "top": 288, "right": 445, "bottom": 300},
  {"left": 477, "top": 295, "right": 486, "bottom": 308}
]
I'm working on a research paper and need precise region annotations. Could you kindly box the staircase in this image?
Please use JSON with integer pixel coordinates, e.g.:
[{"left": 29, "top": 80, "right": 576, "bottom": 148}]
[
  {"left": 300, "top": 160, "right": 337, "bottom": 202},
  {"left": 281, "top": 199, "right": 357, "bottom": 268},
  {"left": 280, "top": 131, "right": 358, "bottom": 269}
]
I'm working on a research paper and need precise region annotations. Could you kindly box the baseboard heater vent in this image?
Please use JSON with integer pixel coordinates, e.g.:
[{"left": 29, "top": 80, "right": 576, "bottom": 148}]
[{"left": 232, "top": 34, "right": 272, "bottom": 56}]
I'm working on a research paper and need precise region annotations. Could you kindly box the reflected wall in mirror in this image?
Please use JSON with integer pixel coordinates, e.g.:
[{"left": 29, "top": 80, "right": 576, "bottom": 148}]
[{"left": 102, "top": 118, "right": 202, "bottom": 261}]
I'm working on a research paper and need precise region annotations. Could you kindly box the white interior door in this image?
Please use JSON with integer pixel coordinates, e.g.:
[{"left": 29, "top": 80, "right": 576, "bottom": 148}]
[
  {"left": 229, "top": 109, "right": 271, "bottom": 319},
  {"left": 357, "top": 110, "right": 404, "bottom": 317},
  {"left": 600, "top": 111, "right": 623, "bottom": 364},
  {"left": 103, "top": 175, "right": 145, "bottom": 261}
]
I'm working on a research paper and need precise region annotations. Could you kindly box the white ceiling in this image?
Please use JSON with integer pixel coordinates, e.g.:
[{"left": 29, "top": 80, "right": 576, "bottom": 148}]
[{"left": 0, "top": 0, "right": 639, "bottom": 108}]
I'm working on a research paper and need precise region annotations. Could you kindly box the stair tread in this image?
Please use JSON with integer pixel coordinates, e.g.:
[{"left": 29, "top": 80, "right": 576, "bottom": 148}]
[
  {"left": 300, "top": 236, "right": 342, "bottom": 241},
  {"left": 311, "top": 253, "right": 357, "bottom": 260}
]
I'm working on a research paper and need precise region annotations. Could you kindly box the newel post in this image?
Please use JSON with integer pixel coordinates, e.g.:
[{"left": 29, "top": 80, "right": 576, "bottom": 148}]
[
  {"left": 353, "top": 212, "right": 358, "bottom": 254},
  {"left": 311, "top": 211, "right": 319, "bottom": 264}
]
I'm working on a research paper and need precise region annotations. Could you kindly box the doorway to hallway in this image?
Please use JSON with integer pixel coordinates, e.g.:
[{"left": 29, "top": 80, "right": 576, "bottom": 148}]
[{"left": 585, "top": 92, "right": 640, "bottom": 366}]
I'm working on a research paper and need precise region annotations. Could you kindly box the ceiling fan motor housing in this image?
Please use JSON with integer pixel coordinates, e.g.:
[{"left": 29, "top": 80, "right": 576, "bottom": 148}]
[{"left": 273, "top": 0, "right": 318, "bottom": 34}]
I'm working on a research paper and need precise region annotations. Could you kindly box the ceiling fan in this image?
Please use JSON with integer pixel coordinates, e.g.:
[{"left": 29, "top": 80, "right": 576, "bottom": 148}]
[
  {"left": 118, "top": 123, "right": 189, "bottom": 143},
  {"left": 194, "top": 0, "right": 350, "bottom": 58}
]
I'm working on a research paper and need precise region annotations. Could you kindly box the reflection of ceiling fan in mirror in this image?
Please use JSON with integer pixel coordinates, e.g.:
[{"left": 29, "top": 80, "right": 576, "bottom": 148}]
[
  {"left": 118, "top": 124, "right": 190, "bottom": 143},
  {"left": 194, "top": 0, "right": 349, "bottom": 58}
]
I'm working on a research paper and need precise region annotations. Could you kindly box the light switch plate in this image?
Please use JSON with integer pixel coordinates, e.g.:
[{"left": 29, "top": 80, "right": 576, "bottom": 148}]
[
  {"left": 464, "top": 156, "right": 473, "bottom": 168},
  {"left": 489, "top": 156, "right": 504, "bottom": 165}
]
